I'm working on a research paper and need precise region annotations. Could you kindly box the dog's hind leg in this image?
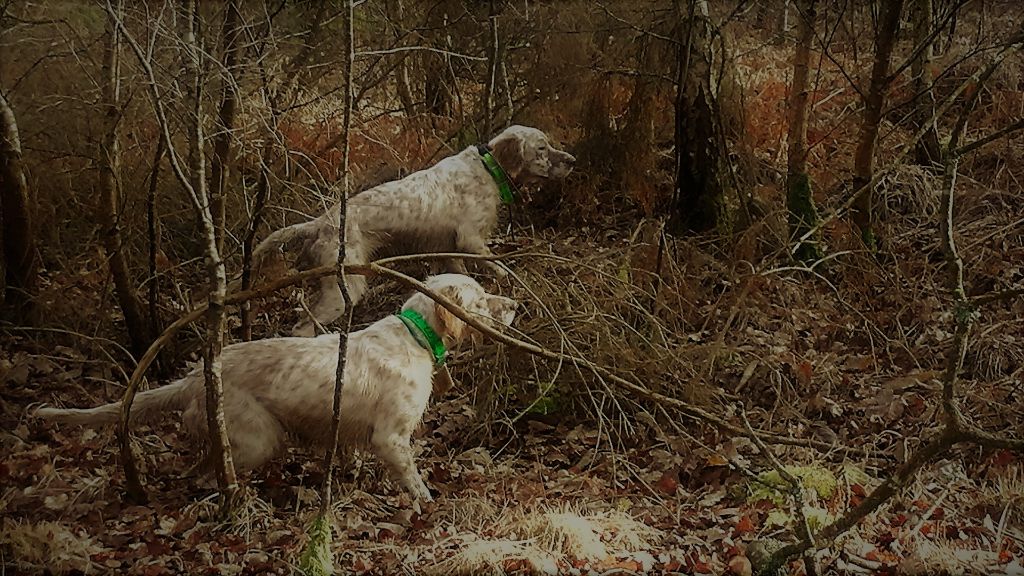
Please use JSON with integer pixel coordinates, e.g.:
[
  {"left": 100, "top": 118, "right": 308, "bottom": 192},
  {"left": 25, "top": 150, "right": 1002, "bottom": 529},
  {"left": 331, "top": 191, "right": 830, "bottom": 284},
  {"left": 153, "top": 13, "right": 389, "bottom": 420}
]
[
  {"left": 182, "top": 392, "right": 286, "bottom": 477},
  {"left": 292, "top": 272, "right": 368, "bottom": 336},
  {"left": 293, "top": 276, "right": 344, "bottom": 337}
]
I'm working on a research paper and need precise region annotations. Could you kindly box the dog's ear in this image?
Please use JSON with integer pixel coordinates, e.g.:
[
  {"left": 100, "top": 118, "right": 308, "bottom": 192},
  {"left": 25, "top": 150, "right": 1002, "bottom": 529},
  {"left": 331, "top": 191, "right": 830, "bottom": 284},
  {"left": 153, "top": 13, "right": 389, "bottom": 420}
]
[
  {"left": 490, "top": 133, "right": 524, "bottom": 179},
  {"left": 433, "top": 285, "right": 467, "bottom": 343}
]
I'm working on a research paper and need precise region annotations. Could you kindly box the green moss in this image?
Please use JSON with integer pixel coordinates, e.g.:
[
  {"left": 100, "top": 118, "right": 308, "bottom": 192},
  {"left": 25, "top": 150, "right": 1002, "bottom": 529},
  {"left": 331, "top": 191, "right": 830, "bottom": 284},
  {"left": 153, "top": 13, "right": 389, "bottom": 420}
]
[
  {"left": 861, "top": 226, "right": 878, "bottom": 252},
  {"left": 527, "top": 394, "right": 559, "bottom": 416},
  {"left": 299, "top": 513, "right": 335, "bottom": 576},
  {"left": 764, "top": 506, "right": 833, "bottom": 533},
  {"left": 786, "top": 172, "right": 823, "bottom": 262},
  {"left": 747, "top": 465, "right": 838, "bottom": 507},
  {"left": 841, "top": 464, "right": 874, "bottom": 486}
]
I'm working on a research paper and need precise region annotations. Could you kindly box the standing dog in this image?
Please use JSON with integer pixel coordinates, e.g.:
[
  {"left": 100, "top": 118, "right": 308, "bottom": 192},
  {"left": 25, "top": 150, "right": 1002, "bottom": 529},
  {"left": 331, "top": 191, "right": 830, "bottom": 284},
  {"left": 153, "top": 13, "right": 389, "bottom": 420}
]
[
  {"left": 253, "top": 125, "right": 574, "bottom": 336},
  {"left": 36, "top": 274, "right": 517, "bottom": 501}
]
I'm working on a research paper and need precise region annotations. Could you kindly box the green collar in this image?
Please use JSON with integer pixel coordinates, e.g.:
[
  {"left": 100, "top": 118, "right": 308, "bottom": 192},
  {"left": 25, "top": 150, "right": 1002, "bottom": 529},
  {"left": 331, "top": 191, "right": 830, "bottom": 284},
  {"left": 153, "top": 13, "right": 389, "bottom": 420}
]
[
  {"left": 477, "top": 144, "right": 516, "bottom": 204},
  {"left": 396, "top": 309, "right": 447, "bottom": 366}
]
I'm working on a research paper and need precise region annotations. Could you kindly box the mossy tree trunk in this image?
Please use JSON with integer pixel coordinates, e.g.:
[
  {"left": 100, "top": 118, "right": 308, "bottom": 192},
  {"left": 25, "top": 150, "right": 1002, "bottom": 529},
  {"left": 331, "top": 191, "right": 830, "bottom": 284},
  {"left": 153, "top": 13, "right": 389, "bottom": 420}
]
[
  {"left": 851, "top": 0, "right": 904, "bottom": 250},
  {"left": 786, "top": 0, "right": 823, "bottom": 262},
  {"left": 671, "top": 0, "right": 731, "bottom": 235}
]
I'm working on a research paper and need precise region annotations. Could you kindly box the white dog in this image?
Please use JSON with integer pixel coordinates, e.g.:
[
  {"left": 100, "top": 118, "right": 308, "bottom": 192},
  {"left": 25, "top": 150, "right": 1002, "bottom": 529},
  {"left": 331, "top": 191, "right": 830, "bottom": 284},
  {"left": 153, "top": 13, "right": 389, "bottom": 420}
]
[
  {"left": 36, "top": 274, "right": 518, "bottom": 501},
  {"left": 253, "top": 125, "right": 574, "bottom": 336}
]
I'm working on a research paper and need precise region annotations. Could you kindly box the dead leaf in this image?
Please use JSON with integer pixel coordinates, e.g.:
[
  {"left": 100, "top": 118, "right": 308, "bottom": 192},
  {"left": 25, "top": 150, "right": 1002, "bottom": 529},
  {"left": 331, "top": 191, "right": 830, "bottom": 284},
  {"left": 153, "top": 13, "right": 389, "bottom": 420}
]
[{"left": 728, "top": 555, "right": 753, "bottom": 576}]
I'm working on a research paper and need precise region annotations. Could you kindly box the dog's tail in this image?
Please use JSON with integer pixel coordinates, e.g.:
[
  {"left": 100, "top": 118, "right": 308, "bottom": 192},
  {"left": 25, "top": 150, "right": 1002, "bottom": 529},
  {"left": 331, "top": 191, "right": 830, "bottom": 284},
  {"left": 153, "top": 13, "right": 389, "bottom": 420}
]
[
  {"left": 251, "top": 219, "right": 321, "bottom": 271},
  {"left": 34, "top": 380, "right": 191, "bottom": 427},
  {"left": 227, "top": 219, "right": 322, "bottom": 291}
]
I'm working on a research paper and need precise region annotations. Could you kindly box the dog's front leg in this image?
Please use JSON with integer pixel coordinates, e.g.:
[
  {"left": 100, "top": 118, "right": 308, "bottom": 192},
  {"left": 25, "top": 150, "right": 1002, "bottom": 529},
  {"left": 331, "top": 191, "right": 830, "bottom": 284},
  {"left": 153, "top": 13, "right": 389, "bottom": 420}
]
[
  {"left": 371, "top": 430, "right": 432, "bottom": 502},
  {"left": 455, "top": 230, "right": 507, "bottom": 278}
]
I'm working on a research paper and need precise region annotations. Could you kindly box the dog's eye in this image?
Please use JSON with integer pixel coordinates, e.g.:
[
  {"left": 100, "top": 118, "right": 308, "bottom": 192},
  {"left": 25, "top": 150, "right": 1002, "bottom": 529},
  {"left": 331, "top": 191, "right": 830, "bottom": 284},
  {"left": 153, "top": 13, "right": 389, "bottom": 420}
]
[{"left": 538, "top": 146, "right": 546, "bottom": 151}]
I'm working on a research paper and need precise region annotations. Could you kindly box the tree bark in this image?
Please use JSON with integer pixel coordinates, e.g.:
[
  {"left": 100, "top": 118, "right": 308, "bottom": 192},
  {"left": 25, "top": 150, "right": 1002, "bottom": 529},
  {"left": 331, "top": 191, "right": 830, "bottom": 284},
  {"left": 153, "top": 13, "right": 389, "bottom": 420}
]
[
  {"left": 106, "top": 0, "right": 239, "bottom": 508},
  {"left": 182, "top": 0, "right": 239, "bottom": 512},
  {"left": 390, "top": 0, "right": 417, "bottom": 116},
  {"left": 482, "top": 0, "right": 499, "bottom": 138},
  {"left": 146, "top": 137, "right": 165, "bottom": 357},
  {"left": 671, "top": 0, "right": 730, "bottom": 234},
  {"left": 209, "top": 0, "right": 241, "bottom": 255},
  {"left": 240, "top": 143, "right": 271, "bottom": 342},
  {"left": 99, "top": 6, "right": 151, "bottom": 359},
  {"left": 786, "top": 0, "right": 823, "bottom": 262},
  {"left": 321, "top": 0, "right": 355, "bottom": 516},
  {"left": 0, "top": 91, "right": 38, "bottom": 316},
  {"left": 911, "top": 0, "right": 942, "bottom": 166},
  {"left": 300, "top": 3, "right": 355, "bottom": 572},
  {"left": 851, "top": 0, "right": 904, "bottom": 249},
  {"left": 424, "top": 3, "right": 456, "bottom": 117}
]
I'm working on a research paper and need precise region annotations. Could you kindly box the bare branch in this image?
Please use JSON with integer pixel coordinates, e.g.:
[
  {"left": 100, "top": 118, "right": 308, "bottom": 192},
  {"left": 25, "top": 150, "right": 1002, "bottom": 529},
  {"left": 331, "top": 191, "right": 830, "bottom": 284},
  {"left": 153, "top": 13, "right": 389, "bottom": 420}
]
[
  {"left": 354, "top": 45, "right": 487, "bottom": 61},
  {"left": 953, "top": 117, "right": 1024, "bottom": 158}
]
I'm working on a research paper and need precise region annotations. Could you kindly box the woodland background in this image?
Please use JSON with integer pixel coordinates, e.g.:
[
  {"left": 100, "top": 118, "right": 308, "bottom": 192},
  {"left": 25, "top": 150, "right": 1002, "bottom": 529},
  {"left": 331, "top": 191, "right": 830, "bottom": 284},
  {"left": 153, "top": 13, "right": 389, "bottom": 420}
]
[{"left": 1, "top": 0, "right": 1024, "bottom": 574}]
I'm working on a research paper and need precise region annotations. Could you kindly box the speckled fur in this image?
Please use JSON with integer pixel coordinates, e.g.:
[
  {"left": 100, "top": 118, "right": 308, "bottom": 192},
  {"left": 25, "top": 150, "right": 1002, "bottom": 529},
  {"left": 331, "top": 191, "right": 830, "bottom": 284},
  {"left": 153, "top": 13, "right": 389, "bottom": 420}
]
[
  {"left": 36, "top": 274, "right": 518, "bottom": 502},
  {"left": 252, "top": 125, "right": 574, "bottom": 336}
]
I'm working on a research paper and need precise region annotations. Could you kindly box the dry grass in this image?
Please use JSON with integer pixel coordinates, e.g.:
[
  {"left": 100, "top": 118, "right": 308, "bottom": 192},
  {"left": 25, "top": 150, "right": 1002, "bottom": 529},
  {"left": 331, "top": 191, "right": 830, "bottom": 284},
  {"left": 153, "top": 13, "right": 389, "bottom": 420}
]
[
  {"left": 0, "top": 519, "right": 100, "bottom": 574},
  {"left": 425, "top": 500, "right": 663, "bottom": 576}
]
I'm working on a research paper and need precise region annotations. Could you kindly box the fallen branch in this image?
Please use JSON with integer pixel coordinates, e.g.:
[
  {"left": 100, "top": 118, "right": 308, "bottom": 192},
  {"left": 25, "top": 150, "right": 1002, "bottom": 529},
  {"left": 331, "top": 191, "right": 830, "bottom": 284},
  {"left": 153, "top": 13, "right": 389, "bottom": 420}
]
[
  {"left": 368, "top": 265, "right": 849, "bottom": 453},
  {"left": 116, "top": 253, "right": 851, "bottom": 501},
  {"left": 741, "top": 409, "right": 819, "bottom": 576}
]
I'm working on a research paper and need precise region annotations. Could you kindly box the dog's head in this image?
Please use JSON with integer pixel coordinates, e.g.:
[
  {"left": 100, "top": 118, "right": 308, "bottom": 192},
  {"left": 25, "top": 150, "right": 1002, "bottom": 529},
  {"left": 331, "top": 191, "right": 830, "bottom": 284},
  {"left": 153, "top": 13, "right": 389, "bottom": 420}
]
[
  {"left": 405, "top": 273, "right": 518, "bottom": 345},
  {"left": 488, "top": 125, "right": 575, "bottom": 186}
]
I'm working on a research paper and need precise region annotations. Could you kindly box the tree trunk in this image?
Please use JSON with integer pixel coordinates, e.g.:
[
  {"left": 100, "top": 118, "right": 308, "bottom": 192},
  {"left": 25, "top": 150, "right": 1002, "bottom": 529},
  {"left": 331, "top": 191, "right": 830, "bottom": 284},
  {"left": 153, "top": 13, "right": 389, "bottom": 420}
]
[
  {"left": 182, "top": 0, "right": 239, "bottom": 513},
  {"left": 240, "top": 142, "right": 272, "bottom": 342},
  {"left": 390, "top": 0, "right": 417, "bottom": 116},
  {"left": 671, "top": 0, "right": 730, "bottom": 234},
  {"left": 209, "top": 0, "right": 241, "bottom": 255},
  {"left": 146, "top": 137, "right": 167, "bottom": 376},
  {"left": 322, "top": 0, "right": 355, "bottom": 514},
  {"left": 851, "top": 0, "right": 904, "bottom": 249},
  {"left": 99, "top": 8, "right": 150, "bottom": 359},
  {"left": 300, "top": 2, "right": 355, "bottom": 572},
  {"left": 911, "top": 0, "right": 941, "bottom": 166},
  {"left": 0, "top": 92, "right": 38, "bottom": 316},
  {"left": 786, "top": 0, "right": 823, "bottom": 262},
  {"left": 424, "top": 4, "right": 456, "bottom": 117},
  {"left": 482, "top": 0, "right": 499, "bottom": 138}
]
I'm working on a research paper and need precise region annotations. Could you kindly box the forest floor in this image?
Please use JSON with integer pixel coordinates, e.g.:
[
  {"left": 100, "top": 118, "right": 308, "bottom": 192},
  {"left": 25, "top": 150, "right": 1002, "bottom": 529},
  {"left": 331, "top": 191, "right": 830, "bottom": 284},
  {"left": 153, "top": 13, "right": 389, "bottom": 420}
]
[{"left": 3, "top": 175, "right": 1024, "bottom": 575}]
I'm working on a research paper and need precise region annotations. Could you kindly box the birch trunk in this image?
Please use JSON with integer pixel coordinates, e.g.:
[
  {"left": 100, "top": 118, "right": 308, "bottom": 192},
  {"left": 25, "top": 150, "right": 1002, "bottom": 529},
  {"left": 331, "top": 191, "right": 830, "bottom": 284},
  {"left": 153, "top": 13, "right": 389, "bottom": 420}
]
[{"left": 0, "top": 91, "right": 38, "bottom": 316}]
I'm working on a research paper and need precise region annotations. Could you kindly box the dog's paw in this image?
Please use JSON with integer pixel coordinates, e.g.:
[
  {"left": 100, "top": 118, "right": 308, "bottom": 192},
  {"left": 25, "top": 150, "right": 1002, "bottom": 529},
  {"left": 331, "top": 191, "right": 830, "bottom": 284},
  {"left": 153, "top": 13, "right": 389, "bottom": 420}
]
[
  {"left": 408, "top": 478, "right": 433, "bottom": 503},
  {"left": 489, "top": 262, "right": 509, "bottom": 279}
]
